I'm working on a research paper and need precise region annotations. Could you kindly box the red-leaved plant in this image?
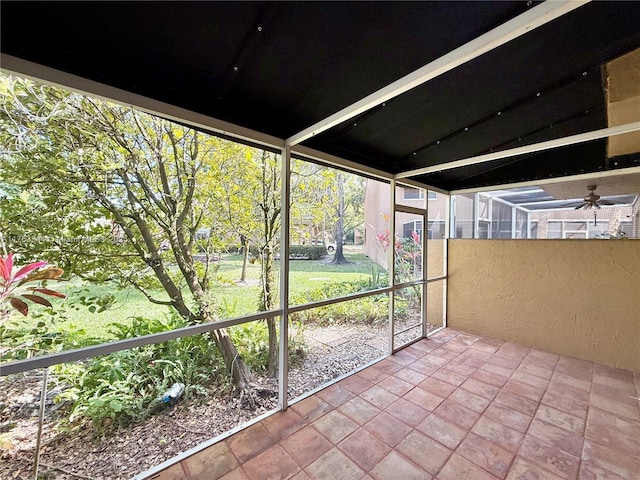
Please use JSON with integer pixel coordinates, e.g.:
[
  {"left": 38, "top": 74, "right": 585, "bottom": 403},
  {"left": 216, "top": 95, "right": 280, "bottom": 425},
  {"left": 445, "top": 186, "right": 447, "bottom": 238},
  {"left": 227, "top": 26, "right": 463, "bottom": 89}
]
[{"left": 0, "top": 253, "right": 65, "bottom": 321}]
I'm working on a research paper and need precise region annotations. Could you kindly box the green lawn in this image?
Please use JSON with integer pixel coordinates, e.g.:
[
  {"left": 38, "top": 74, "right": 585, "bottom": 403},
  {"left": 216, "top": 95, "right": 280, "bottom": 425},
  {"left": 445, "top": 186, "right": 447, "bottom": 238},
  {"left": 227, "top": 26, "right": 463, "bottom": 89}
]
[
  {"left": 289, "top": 253, "right": 378, "bottom": 291},
  {"left": 10, "top": 251, "right": 383, "bottom": 341},
  {"left": 16, "top": 280, "right": 175, "bottom": 340}
]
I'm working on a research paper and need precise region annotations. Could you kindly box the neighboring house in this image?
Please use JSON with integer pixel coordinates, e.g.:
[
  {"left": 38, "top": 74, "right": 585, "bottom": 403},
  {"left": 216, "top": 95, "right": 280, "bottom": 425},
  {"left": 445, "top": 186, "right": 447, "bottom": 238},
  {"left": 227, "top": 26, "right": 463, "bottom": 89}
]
[
  {"left": 451, "top": 190, "right": 637, "bottom": 239},
  {"left": 363, "top": 182, "right": 446, "bottom": 267},
  {"left": 364, "top": 182, "right": 639, "bottom": 269}
]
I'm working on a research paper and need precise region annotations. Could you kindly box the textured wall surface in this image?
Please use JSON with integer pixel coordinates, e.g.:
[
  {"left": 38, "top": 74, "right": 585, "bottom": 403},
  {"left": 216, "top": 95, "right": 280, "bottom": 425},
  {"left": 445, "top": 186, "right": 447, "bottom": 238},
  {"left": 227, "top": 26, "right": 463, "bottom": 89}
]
[
  {"left": 607, "top": 47, "right": 640, "bottom": 157},
  {"left": 448, "top": 240, "right": 640, "bottom": 371}
]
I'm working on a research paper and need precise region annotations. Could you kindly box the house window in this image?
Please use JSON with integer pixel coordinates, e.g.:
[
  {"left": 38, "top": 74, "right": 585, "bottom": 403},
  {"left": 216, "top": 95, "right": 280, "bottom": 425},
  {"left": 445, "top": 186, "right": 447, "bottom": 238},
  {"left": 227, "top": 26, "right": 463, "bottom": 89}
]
[
  {"left": 427, "top": 220, "right": 446, "bottom": 239},
  {"left": 491, "top": 201, "right": 513, "bottom": 239},
  {"left": 403, "top": 220, "right": 423, "bottom": 240},
  {"left": 403, "top": 187, "right": 424, "bottom": 200},
  {"left": 427, "top": 191, "right": 437, "bottom": 200}
]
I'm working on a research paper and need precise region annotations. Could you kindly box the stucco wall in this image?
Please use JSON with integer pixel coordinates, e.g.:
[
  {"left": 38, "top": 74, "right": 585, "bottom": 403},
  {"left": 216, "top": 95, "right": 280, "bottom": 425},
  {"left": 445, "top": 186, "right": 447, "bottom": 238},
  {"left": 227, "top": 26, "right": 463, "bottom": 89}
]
[
  {"left": 607, "top": 47, "right": 640, "bottom": 157},
  {"left": 448, "top": 240, "right": 640, "bottom": 372}
]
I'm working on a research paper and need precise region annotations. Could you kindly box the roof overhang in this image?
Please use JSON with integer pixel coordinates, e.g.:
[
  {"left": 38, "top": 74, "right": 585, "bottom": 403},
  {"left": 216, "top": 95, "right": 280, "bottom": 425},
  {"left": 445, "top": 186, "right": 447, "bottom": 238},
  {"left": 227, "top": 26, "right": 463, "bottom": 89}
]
[{"left": 2, "top": 1, "right": 640, "bottom": 192}]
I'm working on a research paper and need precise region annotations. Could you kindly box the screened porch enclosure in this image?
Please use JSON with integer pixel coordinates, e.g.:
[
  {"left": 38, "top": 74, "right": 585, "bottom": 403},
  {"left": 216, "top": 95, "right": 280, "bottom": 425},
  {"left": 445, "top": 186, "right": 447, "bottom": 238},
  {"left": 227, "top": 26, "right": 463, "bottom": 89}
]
[{"left": 1, "top": 1, "right": 639, "bottom": 479}]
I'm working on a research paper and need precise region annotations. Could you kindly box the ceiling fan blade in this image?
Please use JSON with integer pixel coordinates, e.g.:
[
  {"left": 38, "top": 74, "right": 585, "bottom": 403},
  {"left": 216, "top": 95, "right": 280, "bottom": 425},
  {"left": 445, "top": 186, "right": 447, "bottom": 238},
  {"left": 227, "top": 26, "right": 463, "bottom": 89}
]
[
  {"left": 598, "top": 199, "right": 616, "bottom": 205},
  {"left": 559, "top": 201, "right": 582, "bottom": 208},
  {"left": 574, "top": 203, "right": 588, "bottom": 210}
]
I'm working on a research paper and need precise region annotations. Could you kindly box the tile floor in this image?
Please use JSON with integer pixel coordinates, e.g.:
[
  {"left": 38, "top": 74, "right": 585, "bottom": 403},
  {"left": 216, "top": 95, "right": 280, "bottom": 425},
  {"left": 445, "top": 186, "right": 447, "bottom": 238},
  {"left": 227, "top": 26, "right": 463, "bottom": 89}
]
[{"left": 152, "top": 329, "right": 640, "bottom": 480}]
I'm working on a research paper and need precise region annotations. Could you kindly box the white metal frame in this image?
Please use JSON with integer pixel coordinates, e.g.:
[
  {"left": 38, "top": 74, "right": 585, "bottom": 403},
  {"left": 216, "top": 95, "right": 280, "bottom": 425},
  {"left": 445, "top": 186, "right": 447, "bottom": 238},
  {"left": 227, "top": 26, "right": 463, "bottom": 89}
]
[
  {"left": 451, "top": 167, "right": 640, "bottom": 196},
  {"left": 397, "top": 121, "right": 640, "bottom": 179},
  {"left": 388, "top": 180, "right": 397, "bottom": 354},
  {"left": 7, "top": 0, "right": 640, "bottom": 472},
  {"left": 278, "top": 145, "right": 291, "bottom": 410},
  {"left": 392, "top": 183, "right": 449, "bottom": 351},
  {"left": 451, "top": 193, "right": 545, "bottom": 239}
]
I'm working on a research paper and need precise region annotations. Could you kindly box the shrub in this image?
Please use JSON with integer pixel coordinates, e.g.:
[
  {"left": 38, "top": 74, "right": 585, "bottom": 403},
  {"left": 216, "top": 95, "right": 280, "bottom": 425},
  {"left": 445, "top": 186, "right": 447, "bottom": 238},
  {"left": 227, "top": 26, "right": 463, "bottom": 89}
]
[
  {"left": 0, "top": 291, "right": 114, "bottom": 361},
  {"left": 53, "top": 313, "right": 307, "bottom": 432},
  {"left": 290, "top": 278, "right": 388, "bottom": 326},
  {"left": 249, "top": 245, "right": 327, "bottom": 261},
  {"left": 290, "top": 296, "right": 388, "bottom": 326},
  {"left": 55, "top": 315, "right": 226, "bottom": 432},
  {"left": 288, "top": 245, "right": 327, "bottom": 260},
  {"left": 229, "top": 319, "right": 306, "bottom": 373}
]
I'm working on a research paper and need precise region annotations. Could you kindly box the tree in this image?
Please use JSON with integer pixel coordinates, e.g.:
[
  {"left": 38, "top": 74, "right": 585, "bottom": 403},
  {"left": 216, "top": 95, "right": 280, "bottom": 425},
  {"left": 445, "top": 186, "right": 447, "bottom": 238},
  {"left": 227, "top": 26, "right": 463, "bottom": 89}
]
[
  {"left": 331, "top": 172, "right": 350, "bottom": 265},
  {"left": 0, "top": 75, "right": 256, "bottom": 398},
  {"left": 289, "top": 162, "right": 365, "bottom": 263},
  {"left": 341, "top": 175, "right": 366, "bottom": 244},
  {"left": 289, "top": 159, "right": 336, "bottom": 246},
  {"left": 209, "top": 148, "right": 281, "bottom": 376}
]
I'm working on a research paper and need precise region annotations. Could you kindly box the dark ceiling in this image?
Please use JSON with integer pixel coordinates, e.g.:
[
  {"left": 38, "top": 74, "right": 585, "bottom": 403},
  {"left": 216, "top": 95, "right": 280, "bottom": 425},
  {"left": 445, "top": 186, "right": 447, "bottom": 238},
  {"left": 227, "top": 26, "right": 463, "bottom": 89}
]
[{"left": 2, "top": 1, "right": 640, "bottom": 191}]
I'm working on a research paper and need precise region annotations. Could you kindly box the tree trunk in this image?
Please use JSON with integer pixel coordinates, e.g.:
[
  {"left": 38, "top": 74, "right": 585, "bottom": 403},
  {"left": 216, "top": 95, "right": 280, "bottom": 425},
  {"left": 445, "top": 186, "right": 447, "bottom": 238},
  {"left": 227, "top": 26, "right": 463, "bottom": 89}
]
[
  {"left": 170, "top": 226, "right": 255, "bottom": 400},
  {"left": 266, "top": 317, "right": 278, "bottom": 378},
  {"left": 211, "top": 327, "right": 252, "bottom": 391},
  {"left": 332, "top": 173, "right": 351, "bottom": 265},
  {"left": 259, "top": 246, "right": 278, "bottom": 377},
  {"left": 171, "top": 287, "right": 254, "bottom": 400},
  {"left": 240, "top": 235, "right": 248, "bottom": 282}
]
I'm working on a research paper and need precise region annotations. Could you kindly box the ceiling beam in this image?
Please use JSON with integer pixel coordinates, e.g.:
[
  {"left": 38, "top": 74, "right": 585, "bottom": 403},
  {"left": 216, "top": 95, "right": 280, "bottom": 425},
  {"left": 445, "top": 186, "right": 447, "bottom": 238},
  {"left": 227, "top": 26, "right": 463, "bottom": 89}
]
[
  {"left": 450, "top": 166, "right": 640, "bottom": 195},
  {"left": 515, "top": 196, "right": 635, "bottom": 207},
  {"left": 397, "top": 121, "right": 640, "bottom": 179},
  {"left": 290, "top": 145, "right": 392, "bottom": 180},
  {"left": 285, "top": 0, "right": 589, "bottom": 147}
]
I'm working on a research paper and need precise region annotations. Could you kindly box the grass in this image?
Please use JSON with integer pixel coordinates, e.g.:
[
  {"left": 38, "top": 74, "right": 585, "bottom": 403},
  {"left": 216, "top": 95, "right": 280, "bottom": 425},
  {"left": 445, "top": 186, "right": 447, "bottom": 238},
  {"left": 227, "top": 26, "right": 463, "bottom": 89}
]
[
  {"left": 289, "top": 253, "right": 379, "bottom": 291},
  {"left": 10, "top": 250, "right": 382, "bottom": 341},
  {"left": 5, "top": 281, "right": 174, "bottom": 340}
]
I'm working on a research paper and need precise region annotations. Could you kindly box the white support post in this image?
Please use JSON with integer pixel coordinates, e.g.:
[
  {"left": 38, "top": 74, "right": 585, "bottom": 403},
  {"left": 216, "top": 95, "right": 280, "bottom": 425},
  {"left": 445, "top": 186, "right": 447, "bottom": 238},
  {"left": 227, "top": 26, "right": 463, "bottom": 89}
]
[
  {"left": 278, "top": 145, "right": 291, "bottom": 411},
  {"left": 443, "top": 194, "right": 450, "bottom": 329},
  {"left": 488, "top": 199, "right": 493, "bottom": 239},
  {"left": 33, "top": 368, "right": 48, "bottom": 479},
  {"left": 422, "top": 191, "right": 428, "bottom": 338},
  {"left": 388, "top": 180, "right": 396, "bottom": 354},
  {"left": 473, "top": 194, "right": 480, "bottom": 239},
  {"left": 441, "top": 278, "right": 448, "bottom": 330},
  {"left": 449, "top": 196, "right": 456, "bottom": 239}
]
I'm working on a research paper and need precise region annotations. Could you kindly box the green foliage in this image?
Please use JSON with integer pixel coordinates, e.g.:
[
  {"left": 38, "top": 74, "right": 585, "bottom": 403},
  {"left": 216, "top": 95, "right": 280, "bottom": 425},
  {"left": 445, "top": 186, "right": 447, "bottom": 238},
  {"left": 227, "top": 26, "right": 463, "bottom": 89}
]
[
  {"left": 290, "top": 278, "right": 388, "bottom": 326},
  {"left": 54, "top": 315, "right": 225, "bottom": 432},
  {"left": 0, "top": 290, "right": 115, "bottom": 361},
  {"left": 366, "top": 264, "right": 388, "bottom": 291},
  {"left": 72, "top": 288, "right": 116, "bottom": 314},
  {"left": 394, "top": 235, "right": 422, "bottom": 282},
  {"left": 375, "top": 221, "right": 422, "bottom": 283},
  {"left": 288, "top": 245, "right": 327, "bottom": 260},
  {"left": 229, "top": 320, "right": 306, "bottom": 373},
  {"left": 0, "top": 318, "right": 65, "bottom": 360},
  {"left": 393, "top": 285, "right": 422, "bottom": 321}
]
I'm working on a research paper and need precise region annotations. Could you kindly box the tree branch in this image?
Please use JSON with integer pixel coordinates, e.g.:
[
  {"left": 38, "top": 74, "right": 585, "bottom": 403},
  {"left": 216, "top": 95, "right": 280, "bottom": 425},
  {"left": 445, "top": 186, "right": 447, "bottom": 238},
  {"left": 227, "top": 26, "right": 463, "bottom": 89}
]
[{"left": 130, "top": 281, "right": 173, "bottom": 306}]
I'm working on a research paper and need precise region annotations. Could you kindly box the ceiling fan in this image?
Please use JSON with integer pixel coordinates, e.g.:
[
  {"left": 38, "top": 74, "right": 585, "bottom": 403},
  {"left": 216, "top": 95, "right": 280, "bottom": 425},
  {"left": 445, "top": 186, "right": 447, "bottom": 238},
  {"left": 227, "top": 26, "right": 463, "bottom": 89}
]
[{"left": 570, "top": 185, "right": 617, "bottom": 210}]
